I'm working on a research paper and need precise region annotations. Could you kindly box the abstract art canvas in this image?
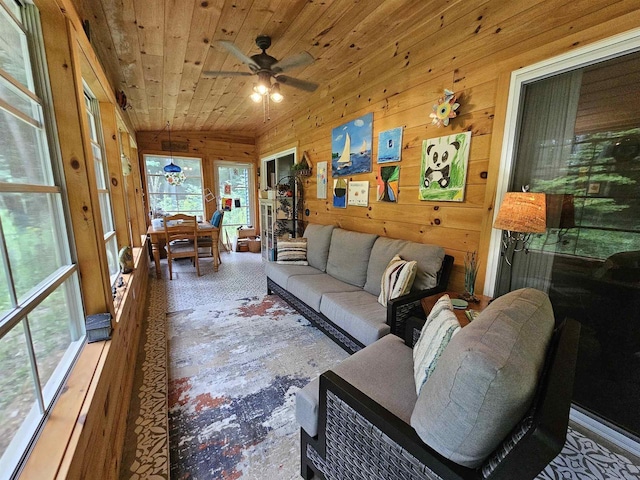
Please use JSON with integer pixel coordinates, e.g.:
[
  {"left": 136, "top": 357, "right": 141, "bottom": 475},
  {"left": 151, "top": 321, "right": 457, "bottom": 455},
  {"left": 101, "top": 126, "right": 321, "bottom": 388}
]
[
  {"left": 347, "top": 181, "right": 369, "bottom": 207},
  {"left": 377, "top": 166, "right": 399, "bottom": 202},
  {"left": 316, "top": 161, "right": 328, "bottom": 199},
  {"left": 419, "top": 131, "right": 471, "bottom": 202},
  {"left": 331, "top": 113, "right": 373, "bottom": 177},
  {"left": 333, "top": 178, "right": 347, "bottom": 208},
  {"left": 377, "top": 127, "right": 403, "bottom": 163}
]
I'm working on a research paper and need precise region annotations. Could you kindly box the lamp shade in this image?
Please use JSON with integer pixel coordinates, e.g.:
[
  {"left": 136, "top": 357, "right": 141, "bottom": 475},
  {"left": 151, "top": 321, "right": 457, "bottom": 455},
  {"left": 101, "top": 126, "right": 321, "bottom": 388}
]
[{"left": 494, "top": 192, "right": 547, "bottom": 233}]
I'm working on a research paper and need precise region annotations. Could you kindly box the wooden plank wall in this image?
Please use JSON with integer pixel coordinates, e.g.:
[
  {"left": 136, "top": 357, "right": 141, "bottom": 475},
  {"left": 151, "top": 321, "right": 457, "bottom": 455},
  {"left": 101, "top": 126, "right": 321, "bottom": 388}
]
[
  {"left": 256, "top": 0, "right": 640, "bottom": 293},
  {"left": 136, "top": 130, "right": 257, "bottom": 221}
]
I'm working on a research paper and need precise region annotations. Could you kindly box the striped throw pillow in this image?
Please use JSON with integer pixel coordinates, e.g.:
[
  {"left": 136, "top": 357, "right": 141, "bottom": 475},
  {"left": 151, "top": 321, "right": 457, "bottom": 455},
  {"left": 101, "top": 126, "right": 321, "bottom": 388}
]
[
  {"left": 378, "top": 255, "right": 418, "bottom": 307},
  {"left": 276, "top": 238, "right": 308, "bottom": 265},
  {"left": 413, "top": 294, "right": 461, "bottom": 394}
]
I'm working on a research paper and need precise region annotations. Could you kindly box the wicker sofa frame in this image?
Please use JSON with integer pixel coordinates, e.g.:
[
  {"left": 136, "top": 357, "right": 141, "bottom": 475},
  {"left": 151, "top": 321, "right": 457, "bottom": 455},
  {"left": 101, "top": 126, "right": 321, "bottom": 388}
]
[
  {"left": 267, "top": 255, "right": 453, "bottom": 354},
  {"left": 300, "top": 318, "right": 581, "bottom": 480}
]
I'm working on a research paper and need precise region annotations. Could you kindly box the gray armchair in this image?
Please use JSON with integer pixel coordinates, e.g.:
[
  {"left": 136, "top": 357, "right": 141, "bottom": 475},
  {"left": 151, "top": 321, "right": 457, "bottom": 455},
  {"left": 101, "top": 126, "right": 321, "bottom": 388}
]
[{"left": 296, "top": 288, "right": 580, "bottom": 479}]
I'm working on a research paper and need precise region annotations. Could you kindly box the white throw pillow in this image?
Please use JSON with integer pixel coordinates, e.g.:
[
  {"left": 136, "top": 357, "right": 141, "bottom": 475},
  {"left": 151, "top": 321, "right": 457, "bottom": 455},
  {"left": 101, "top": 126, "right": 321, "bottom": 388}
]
[
  {"left": 378, "top": 254, "right": 417, "bottom": 307},
  {"left": 413, "top": 294, "right": 461, "bottom": 394}
]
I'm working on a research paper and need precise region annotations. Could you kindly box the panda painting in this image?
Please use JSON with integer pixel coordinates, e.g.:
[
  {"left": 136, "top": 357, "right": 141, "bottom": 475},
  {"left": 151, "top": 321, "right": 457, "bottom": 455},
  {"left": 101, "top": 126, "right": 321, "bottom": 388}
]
[
  {"left": 419, "top": 132, "right": 471, "bottom": 202},
  {"left": 423, "top": 140, "right": 460, "bottom": 189}
]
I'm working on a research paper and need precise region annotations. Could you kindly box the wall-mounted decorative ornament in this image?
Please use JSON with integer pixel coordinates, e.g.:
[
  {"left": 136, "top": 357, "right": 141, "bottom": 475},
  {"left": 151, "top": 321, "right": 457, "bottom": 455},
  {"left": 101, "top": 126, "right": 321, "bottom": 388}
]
[
  {"left": 164, "top": 171, "right": 186, "bottom": 186},
  {"left": 121, "top": 153, "right": 132, "bottom": 176},
  {"left": 430, "top": 89, "right": 459, "bottom": 127}
]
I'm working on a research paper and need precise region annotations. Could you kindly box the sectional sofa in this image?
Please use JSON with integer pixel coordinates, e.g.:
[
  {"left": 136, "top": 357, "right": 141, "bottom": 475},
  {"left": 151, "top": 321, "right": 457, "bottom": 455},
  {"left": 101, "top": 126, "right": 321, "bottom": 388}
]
[{"left": 265, "top": 223, "right": 453, "bottom": 353}]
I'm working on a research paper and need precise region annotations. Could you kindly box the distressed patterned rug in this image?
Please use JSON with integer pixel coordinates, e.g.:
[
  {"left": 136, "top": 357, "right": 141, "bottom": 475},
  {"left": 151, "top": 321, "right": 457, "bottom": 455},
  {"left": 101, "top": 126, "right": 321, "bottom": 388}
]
[
  {"left": 122, "top": 254, "right": 640, "bottom": 479},
  {"left": 167, "top": 295, "right": 348, "bottom": 480}
]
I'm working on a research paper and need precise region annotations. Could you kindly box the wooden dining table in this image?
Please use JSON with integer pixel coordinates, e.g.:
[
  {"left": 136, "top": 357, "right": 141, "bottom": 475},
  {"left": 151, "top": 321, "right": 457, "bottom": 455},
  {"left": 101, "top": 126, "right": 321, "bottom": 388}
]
[{"left": 146, "top": 221, "right": 220, "bottom": 279}]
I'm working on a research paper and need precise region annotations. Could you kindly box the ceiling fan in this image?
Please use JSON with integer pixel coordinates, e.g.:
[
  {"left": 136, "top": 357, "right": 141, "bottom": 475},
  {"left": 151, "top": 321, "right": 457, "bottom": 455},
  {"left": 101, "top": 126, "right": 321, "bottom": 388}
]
[{"left": 204, "top": 35, "right": 319, "bottom": 94}]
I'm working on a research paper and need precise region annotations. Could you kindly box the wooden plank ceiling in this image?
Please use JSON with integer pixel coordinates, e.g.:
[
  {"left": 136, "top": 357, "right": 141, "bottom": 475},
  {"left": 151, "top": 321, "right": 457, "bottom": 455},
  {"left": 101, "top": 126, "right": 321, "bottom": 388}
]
[{"left": 68, "top": 0, "right": 448, "bottom": 134}]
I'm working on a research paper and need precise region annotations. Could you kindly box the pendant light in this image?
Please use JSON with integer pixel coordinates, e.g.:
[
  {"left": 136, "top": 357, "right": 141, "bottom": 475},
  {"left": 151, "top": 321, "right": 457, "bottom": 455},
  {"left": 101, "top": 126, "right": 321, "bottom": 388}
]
[{"left": 163, "top": 121, "right": 185, "bottom": 186}]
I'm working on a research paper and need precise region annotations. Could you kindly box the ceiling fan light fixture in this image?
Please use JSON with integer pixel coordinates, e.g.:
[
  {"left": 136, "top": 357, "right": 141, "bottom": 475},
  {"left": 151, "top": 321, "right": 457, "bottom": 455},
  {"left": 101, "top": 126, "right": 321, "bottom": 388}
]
[
  {"left": 256, "top": 83, "right": 269, "bottom": 95},
  {"left": 270, "top": 83, "right": 283, "bottom": 103},
  {"left": 250, "top": 91, "right": 263, "bottom": 103}
]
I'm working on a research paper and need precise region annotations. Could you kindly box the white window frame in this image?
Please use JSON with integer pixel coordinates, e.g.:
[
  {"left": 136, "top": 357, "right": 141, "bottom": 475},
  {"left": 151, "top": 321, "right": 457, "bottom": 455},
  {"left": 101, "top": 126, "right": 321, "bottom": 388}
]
[
  {"left": 83, "top": 87, "right": 119, "bottom": 284},
  {"left": 485, "top": 27, "right": 640, "bottom": 457},
  {"left": 0, "top": 1, "right": 86, "bottom": 477},
  {"left": 143, "top": 154, "right": 205, "bottom": 218}
]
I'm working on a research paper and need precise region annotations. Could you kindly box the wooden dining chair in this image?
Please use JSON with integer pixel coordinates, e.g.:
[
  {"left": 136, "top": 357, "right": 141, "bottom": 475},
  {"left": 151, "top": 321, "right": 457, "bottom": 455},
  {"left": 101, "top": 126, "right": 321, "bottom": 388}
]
[
  {"left": 198, "top": 210, "right": 224, "bottom": 271},
  {"left": 163, "top": 214, "right": 200, "bottom": 280}
]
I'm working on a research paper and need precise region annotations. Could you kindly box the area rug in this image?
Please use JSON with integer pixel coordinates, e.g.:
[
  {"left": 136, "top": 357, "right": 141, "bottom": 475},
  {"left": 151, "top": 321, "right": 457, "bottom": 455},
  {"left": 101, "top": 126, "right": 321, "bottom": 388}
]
[
  {"left": 167, "top": 295, "right": 348, "bottom": 479},
  {"left": 166, "top": 294, "right": 640, "bottom": 480}
]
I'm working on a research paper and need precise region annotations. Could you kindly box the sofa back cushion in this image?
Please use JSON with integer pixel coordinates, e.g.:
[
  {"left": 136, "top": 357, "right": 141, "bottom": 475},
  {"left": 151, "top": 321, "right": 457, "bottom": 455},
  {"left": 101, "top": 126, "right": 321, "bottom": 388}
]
[
  {"left": 303, "top": 224, "right": 335, "bottom": 271},
  {"left": 326, "top": 229, "right": 378, "bottom": 287},
  {"left": 397, "top": 242, "right": 445, "bottom": 291},
  {"left": 410, "top": 288, "right": 555, "bottom": 468},
  {"left": 364, "top": 237, "right": 408, "bottom": 296},
  {"left": 364, "top": 237, "right": 445, "bottom": 296}
]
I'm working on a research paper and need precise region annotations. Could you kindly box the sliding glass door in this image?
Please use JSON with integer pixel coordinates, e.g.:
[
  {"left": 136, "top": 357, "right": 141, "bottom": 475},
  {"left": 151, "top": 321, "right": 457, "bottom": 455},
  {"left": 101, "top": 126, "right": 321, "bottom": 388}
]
[{"left": 494, "top": 48, "right": 640, "bottom": 439}]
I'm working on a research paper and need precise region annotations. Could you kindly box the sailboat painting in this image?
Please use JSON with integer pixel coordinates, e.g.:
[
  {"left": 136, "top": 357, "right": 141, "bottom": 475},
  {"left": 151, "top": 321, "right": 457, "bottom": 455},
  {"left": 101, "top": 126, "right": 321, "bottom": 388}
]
[
  {"left": 331, "top": 113, "right": 373, "bottom": 177},
  {"left": 377, "top": 127, "right": 403, "bottom": 163}
]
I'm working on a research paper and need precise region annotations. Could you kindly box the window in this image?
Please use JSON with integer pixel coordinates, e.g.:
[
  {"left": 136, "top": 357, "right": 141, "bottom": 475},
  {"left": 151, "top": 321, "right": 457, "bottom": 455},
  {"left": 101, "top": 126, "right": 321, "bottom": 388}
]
[
  {"left": 144, "top": 155, "right": 204, "bottom": 218},
  {"left": 0, "top": 2, "right": 85, "bottom": 476},
  {"left": 215, "top": 162, "right": 255, "bottom": 240},
  {"left": 83, "top": 90, "right": 119, "bottom": 284}
]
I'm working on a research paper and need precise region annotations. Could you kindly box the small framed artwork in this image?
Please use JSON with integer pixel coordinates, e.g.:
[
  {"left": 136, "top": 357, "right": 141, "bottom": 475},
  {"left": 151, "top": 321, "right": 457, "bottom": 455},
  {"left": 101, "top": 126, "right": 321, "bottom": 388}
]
[
  {"left": 348, "top": 181, "right": 369, "bottom": 207},
  {"left": 317, "top": 161, "right": 328, "bottom": 199},
  {"left": 377, "top": 127, "right": 403, "bottom": 163},
  {"left": 419, "top": 131, "right": 471, "bottom": 202},
  {"left": 333, "top": 179, "right": 347, "bottom": 208},
  {"left": 588, "top": 182, "right": 601, "bottom": 194},
  {"left": 377, "top": 165, "right": 399, "bottom": 202}
]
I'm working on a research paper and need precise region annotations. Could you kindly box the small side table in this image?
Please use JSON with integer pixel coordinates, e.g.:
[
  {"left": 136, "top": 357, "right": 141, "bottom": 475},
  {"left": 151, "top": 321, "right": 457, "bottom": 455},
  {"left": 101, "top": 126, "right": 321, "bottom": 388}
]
[{"left": 421, "top": 290, "right": 492, "bottom": 327}]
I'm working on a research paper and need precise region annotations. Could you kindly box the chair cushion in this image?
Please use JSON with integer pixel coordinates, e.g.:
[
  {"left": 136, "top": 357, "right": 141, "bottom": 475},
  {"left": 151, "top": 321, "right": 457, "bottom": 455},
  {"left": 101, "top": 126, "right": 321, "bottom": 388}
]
[
  {"left": 211, "top": 210, "right": 223, "bottom": 227},
  {"left": 296, "top": 334, "right": 416, "bottom": 437},
  {"left": 277, "top": 238, "right": 308, "bottom": 265},
  {"left": 319, "top": 291, "right": 390, "bottom": 346},
  {"left": 303, "top": 224, "right": 334, "bottom": 271},
  {"left": 412, "top": 294, "right": 460, "bottom": 394},
  {"left": 287, "top": 274, "right": 360, "bottom": 312},
  {"left": 326, "top": 229, "right": 378, "bottom": 287},
  {"left": 265, "top": 262, "right": 322, "bottom": 289},
  {"left": 378, "top": 255, "right": 417, "bottom": 307},
  {"left": 411, "top": 288, "right": 555, "bottom": 468}
]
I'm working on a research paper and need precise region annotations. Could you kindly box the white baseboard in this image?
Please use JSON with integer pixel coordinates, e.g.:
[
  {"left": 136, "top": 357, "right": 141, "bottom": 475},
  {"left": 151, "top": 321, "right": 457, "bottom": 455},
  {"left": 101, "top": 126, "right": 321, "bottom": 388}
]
[{"left": 571, "top": 407, "right": 640, "bottom": 458}]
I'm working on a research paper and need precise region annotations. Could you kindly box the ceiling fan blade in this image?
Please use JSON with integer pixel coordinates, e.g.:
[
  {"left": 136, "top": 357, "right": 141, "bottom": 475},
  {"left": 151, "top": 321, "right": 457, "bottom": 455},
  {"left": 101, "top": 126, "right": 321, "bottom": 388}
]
[
  {"left": 218, "top": 41, "right": 260, "bottom": 71},
  {"left": 203, "top": 71, "right": 253, "bottom": 77},
  {"left": 271, "top": 52, "right": 314, "bottom": 73},
  {"left": 275, "top": 75, "right": 319, "bottom": 92}
]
